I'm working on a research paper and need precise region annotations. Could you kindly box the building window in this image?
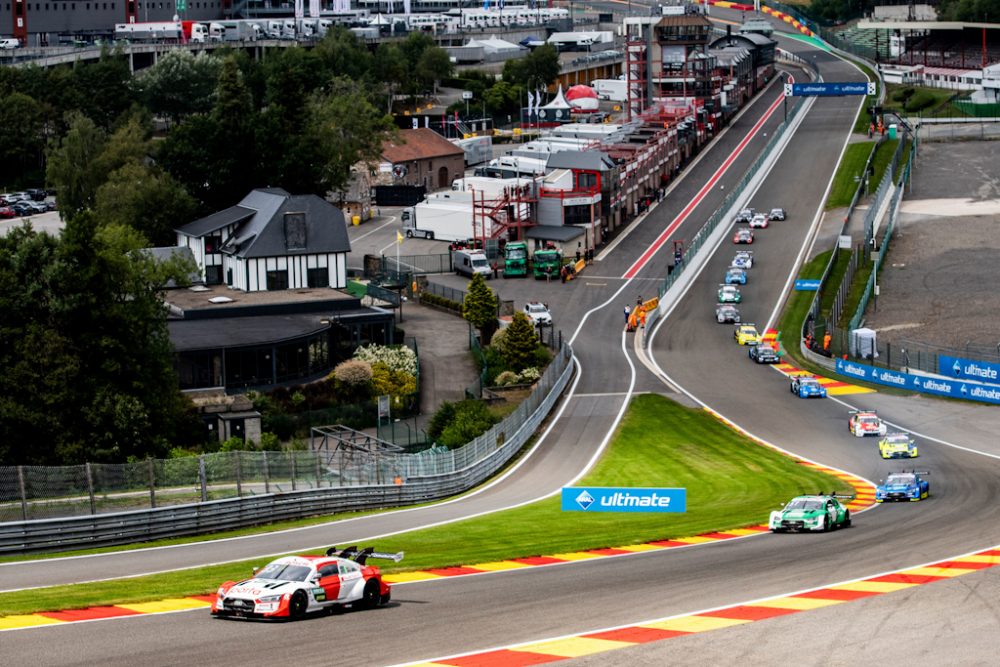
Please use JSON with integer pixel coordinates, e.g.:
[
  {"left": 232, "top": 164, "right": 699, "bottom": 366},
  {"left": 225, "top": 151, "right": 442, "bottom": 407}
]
[
  {"left": 266, "top": 269, "right": 289, "bottom": 291},
  {"left": 205, "top": 265, "right": 223, "bottom": 285},
  {"left": 576, "top": 172, "right": 597, "bottom": 189},
  {"left": 204, "top": 235, "right": 222, "bottom": 254},
  {"left": 307, "top": 267, "right": 328, "bottom": 288}
]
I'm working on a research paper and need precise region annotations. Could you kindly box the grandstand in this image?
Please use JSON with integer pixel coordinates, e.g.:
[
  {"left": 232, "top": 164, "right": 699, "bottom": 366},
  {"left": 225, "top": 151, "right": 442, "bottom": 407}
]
[{"left": 856, "top": 18, "right": 1000, "bottom": 69}]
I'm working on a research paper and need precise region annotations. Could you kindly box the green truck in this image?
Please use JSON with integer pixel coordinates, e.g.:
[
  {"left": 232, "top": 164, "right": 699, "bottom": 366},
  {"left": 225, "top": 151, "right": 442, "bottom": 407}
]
[
  {"left": 532, "top": 249, "right": 563, "bottom": 280},
  {"left": 503, "top": 241, "right": 528, "bottom": 278}
]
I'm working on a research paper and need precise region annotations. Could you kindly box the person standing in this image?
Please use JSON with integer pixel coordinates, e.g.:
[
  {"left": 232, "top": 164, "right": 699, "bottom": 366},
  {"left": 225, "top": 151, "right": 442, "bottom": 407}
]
[
  {"left": 823, "top": 331, "right": 832, "bottom": 353},
  {"left": 624, "top": 304, "right": 631, "bottom": 323},
  {"left": 639, "top": 308, "right": 647, "bottom": 330}
]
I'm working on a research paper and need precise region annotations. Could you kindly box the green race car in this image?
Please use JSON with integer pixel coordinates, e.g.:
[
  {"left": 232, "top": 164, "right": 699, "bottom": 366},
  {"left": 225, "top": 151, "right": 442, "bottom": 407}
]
[
  {"left": 718, "top": 284, "right": 742, "bottom": 304},
  {"left": 768, "top": 494, "right": 852, "bottom": 533}
]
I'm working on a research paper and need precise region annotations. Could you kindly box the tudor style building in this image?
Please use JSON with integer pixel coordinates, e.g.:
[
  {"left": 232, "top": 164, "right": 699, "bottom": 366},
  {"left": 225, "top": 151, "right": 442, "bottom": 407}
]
[{"left": 175, "top": 188, "right": 350, "bottom": 292}]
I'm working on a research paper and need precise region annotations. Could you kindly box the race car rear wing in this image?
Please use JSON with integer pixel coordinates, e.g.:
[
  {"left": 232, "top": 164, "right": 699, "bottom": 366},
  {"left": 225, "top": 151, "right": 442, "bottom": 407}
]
[
  {"left": 327, "top": 545, "right": 405, "bottom": 564},
  {"left": 848, "top": 410, "right": 877, "bottom": 416}
]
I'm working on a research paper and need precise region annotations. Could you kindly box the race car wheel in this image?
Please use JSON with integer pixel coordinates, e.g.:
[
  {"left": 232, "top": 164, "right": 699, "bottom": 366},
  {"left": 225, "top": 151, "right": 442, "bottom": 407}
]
[
  {"left": 289, "top": 590, "right": 308, "bottom": 619},
  {"left": 822, "top": 515, "right": 831, "bottom": 532},
  {"left": 380, "top": 590, "right": 391, "bottom": 606},
  {"left": 843, "top": 510, "right": 852, "bottom": 528},
  {"left": 361, "top": 580, "right": 381, "bottom": 610}
]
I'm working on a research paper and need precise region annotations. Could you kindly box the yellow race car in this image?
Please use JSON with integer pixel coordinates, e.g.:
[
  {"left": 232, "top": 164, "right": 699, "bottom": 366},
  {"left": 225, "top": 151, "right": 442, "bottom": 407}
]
[{"left": 734, "top": 323, "right": 762, "bottom": 346}]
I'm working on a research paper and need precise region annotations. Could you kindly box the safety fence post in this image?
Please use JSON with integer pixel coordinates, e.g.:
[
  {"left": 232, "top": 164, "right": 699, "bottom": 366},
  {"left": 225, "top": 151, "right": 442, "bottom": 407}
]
[
  {"left": 148, "top": 458, "right": 156, "bottom": 509},
  {"left": 17, "top": 465, "right": 27, "bottom": 521},
  {"left": 85, "top": 462, "right": 96, "bottom": 515},
  {"left": 198, "top": 455, "right": 208, "bottom": 503}
]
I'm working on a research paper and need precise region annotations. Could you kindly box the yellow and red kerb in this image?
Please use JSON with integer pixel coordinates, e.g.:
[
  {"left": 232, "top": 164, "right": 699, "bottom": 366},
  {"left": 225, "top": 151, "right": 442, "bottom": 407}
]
[
  {"left": 762, "top": 328, "right": 874, "bottom": 396},
  {"left": 706, "top": 2, "right": 815, "bottom": 38},
  {"left": 405, "top": 548, "right": 1000, "bottom": 667}
]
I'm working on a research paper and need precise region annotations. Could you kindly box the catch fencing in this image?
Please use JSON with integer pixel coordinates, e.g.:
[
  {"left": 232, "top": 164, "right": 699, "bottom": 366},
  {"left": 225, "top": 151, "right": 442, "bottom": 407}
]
[{"left": 0, "top": 341, "right": 574, "bottom": 552}]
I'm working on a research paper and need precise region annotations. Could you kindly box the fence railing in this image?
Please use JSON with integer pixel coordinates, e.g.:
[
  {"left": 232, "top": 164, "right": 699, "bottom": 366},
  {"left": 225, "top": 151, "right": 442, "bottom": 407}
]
[
  {"left": 424, "top": 280, "right": 468, "bottom": 305},
  {"left": 0, "top": 341, "right": 574, "bottom": 551}
]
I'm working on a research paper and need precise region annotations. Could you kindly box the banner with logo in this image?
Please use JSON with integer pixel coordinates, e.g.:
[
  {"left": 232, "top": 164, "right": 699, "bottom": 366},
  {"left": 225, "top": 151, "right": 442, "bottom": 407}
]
[
  {"left": 835, "top": 359, "right": 1000, "bottom": 405},
  {"left": 939, "top": 355, "right": 1000, "bottom": 386},
  {"left": 561, "top": 487, "right": 686, "bottom": 513}
]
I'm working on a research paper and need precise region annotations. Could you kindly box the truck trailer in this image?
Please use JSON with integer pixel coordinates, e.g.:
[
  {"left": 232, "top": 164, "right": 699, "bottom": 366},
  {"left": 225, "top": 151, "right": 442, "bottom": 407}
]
[{"left": 402, "top": 200, "right": 475, "bottom": 242}]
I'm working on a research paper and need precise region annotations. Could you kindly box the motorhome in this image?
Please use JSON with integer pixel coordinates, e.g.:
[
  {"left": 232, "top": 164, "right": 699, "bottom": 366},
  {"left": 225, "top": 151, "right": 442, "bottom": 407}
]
[{"left": 473, "top": 155, "right": 548, "bottom": 179}]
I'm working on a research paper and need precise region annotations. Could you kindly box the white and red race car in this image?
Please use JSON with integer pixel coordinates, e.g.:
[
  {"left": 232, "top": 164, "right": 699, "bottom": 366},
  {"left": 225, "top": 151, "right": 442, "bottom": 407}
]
[
  {"left": 848, "top": 410, "right": 887, "bottom": 437},
  {"left": 211, "top": 546, "right": 402, "bottom": 620}
]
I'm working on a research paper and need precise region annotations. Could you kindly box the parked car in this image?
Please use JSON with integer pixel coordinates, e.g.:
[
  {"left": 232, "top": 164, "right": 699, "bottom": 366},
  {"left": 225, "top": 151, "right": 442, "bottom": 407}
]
[
  {"left": 26, "top": 188, "right": 47, "bottom": 201},
  {"left": 0, "top": 206, "right": 16, "bottom": 219},
  {"left": 10, "top": 202, "right": 33, "bottom": 216}
]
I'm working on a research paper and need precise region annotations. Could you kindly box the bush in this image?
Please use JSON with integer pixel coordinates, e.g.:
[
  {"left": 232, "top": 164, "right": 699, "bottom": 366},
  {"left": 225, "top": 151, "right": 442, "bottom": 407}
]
[
  {"left": 258, "top": 432, "right": 282, "bottom": 451},
  {"left": 219, "top": 436, "right": 245, "bottom": 452},
  {"left": 503, "top": 312, "right": 539, "bottom": 371},
  {"left": 427, "top": 401, "right": 457, "bottom": 440},
  {"left": 481, "top": 345, "right": 511, "bottom": 385},
  {"left": 519, "top": 367, "right": 541, "bottom": 383},
  {"left": 420, "top": 292, "right": 462, "bottom": 313},
  {"left": 529, "top": 345, "right": 552, "bottom": 369},
  {"left": 370, "top": 361, "right": 417, "bottom": 402},
  {"left": 436, "top": 399, "right": 500, "bottom": 449},
  {"left": 905, "top": 90, "right": 936, "bottom": 112},
  {"left": 893, "top": 87, "right": 915, "bottom": 103},
  {"left": 354, "top": 343, "right": 418, "bottom": 376},
  {"left": 334, "top": 359, "right": 373, "bottom": 387},
  {"left": 494, "top": 370, "right": 520, "bottom": 386},
  {"left": 262, "top": 413, "right": 296, "bottom": 441}
]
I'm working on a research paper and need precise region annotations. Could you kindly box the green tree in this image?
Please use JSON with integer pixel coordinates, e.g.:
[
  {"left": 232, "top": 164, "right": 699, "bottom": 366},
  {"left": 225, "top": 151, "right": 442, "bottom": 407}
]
[
  {"left": 70, "top": 48, "right": 136, "bottom": 129},
  {"left": 0, "top": 92, "right": 46, "bottom": 186},
  {"left": 937, "top": 0, "right": 1000, "bottom": 20},
  {"left": 503, "top": 312, "right": 539, "bottom": 371},
  {"left": 483, "top": 80, "right": 521, "bottom": 115},
  {"left": 94, "top": 162, "right": 198, "bottom": 245},
  {"left": 134, "top": 49, "right": 222, "bottom": 124},
  {"left": 437, "top": 400, "right": 499, "bottom": 449},
  {"left": 45, "top": 112, "right": 107, "bottom": 218},
  {"left": 415, "top": 46, "right": 454, "bottom": 94},
  {"left": 307, "top": 76, "right": 396, "bottom": 199},
  {"left": 373, "top": 43, "right": 408, "bottom": 114},
  {"left": 462, "top": 273, "right": 498, "bottom": 342},
  {"left": 156, "top": 114, "right": 222, "bottom": 210},
  {"left": 315, "top": 27, "right": 373, "bottom": 81},
  {"left": 503, "top": 44, "right": 560, "bottom": 89}
]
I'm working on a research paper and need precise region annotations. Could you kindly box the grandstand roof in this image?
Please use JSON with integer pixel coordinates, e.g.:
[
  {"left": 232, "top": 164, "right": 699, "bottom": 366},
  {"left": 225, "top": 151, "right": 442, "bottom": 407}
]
[{"left": 858, "top": 20, "right": 1000, "bottom": 31}]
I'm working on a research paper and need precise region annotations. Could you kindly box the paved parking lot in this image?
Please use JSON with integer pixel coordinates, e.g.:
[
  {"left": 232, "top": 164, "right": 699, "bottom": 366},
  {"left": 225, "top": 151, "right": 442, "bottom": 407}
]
[{"left": 0, "top": 210, "right": 62, "bottom": 237}]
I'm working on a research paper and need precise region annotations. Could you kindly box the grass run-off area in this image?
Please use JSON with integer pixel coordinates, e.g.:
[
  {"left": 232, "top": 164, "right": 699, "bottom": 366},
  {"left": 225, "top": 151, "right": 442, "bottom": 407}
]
[
  {"left": 826, "top": 141, "right": 875, "bottom": 209},
  {"left": 0, "top": 395, "right": 849, "bottom": 616},
  {"left": 775, "top": 250, "right": 831, "bottom": 350}
]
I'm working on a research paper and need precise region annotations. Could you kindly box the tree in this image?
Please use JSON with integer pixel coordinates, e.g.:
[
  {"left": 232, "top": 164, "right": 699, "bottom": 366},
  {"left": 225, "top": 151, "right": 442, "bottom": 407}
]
[
  {"left": 307, "top": 77, "right": 396, "bottom": 199},
  {"left": 94, "top": 163, "right": 198, "bottom": 246},
  {"left": 415, "top": 46, "right": 454, "bottom": 93},
  {"left": 45, "top": 112, "right": 107, "bottom": 218},
  {"left": 373, "top": 43, "right": 408, "bottom": 114},
  {"left": 134, "top": 49, "right": 222, "bottom": 124},
  {"left": 483, "top": 80, "right": 521, "bottom": 115},
  {"left": 0, "top": 92, "right": 46, "bottom": 186},
  {"left": 503, "top": 312, "right": 539, "bottom": 372},
  {"left": 503, "top": 44, "right": 560, "bottom": 89},
  {"left": 69, "top": 48, "right": 136, "bottom": 129},
  {"left": 315, "top": 27, "right": 373, "bottom": 82},
  {"left": 462, "top": 273, "right": 498, "bottom": 342}
]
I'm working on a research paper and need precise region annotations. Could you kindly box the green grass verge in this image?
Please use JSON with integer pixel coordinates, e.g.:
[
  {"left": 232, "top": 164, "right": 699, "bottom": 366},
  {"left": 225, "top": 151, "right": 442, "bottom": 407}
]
[
  {"left": 775, "top": 251, "right": 831, "bottom": 345},
  {"left": 882, "top": 83, "right": 969, "bottom": 119},
  {"left": 0, "top": 395, "right": 849, "bottom": 616},
  {"left": 870, "top": 138, "right": 899, "bottom": 188},
  {"left": 817, "top": 250, "right": 851, "bottom": 321},
  {"left": 826, "top": 142, "right": 876, "bottom": 209}
]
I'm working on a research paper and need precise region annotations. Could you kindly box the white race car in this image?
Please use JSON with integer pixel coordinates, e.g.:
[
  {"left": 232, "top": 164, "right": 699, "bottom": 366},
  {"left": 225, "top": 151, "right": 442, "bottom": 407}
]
[
  {"left": 848, "top": 410, "right": 887, "bottom": 437},
  {"left": 211, "top": 546, "right": 402, "bottom": 620}
]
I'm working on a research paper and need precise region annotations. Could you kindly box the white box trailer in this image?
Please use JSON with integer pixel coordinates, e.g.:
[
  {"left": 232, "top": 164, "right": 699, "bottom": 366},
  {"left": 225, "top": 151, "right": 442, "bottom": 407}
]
[
  {"left": 591, "top": 78, "right": 628, "bottom": 102},
  {"left": 218, "top": 20, "right": 262, "bottom": 41},
  {"left": 114, "top": 21, "right": 183, "bottom": 41},
  {"left": 402, "top": 199, "right": 475, "bottom": 242}
]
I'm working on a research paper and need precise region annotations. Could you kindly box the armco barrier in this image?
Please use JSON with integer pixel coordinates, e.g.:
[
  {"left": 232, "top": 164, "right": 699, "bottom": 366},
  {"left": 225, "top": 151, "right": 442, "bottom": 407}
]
[
  {"left": 835, "top": 359, "right": 1000, "bottom": 405},
  {"left": 0, "top": 343, "right": 575, "bottom": 554}
]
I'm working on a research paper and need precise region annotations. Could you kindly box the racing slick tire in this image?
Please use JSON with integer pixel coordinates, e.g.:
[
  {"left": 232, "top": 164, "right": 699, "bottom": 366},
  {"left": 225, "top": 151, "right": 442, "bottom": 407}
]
[
  {"left": 822, "top": 515, "right": 831, "bottom": 532},
  {"left": 289, "top": 590, "right": 308, "bottom": 619},
  {"left": 843, "top": 510, "right": 852, "bottom": 528},
  {"left": 380, "top": 590, "right": 392, "bottom": 606},
  {"left": 362, "top": 580, "right": 381, "bottom": 610}
]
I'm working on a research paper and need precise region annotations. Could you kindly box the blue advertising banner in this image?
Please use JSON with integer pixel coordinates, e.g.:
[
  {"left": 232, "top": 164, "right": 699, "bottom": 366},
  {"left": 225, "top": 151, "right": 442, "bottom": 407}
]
[
  {"left": 939, "top": 355, "right": 1000, "bottom": 385},
  {"left": 561, "top": 487, "right": 686, "bottom": 513},
  {"left": 835, "top": 359, "right": 1000, "bottom": 405},
  {"left": 785, "top": 82, "right": 876, "bottom": 97},
  {"left": 794, "top": 279, "right": 821, "bottom": 291}
]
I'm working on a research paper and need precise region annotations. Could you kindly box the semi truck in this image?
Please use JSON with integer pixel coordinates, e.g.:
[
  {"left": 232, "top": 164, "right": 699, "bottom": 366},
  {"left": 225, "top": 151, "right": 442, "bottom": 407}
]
[
  {"left": 216, "top": 20, "right": 263, "bottom": 41},
  {"left": 591, "top": 78, "right": 628, "bottom": 102},
  {"left": 533, "top": 248, "right": 563, "bottom": 279},
  {"left": 503, "top": 241, "right": 528, "bottom": 278},
  {"left": 114, "top": 21, "right": 183, "bottom": 41},
  {"left": 401, "top": 199, "right": 474, "bottom": 242}
]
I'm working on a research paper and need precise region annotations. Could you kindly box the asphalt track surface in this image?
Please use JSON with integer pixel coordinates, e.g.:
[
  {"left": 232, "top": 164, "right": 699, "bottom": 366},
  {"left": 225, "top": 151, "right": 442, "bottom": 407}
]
[{"left": 8, "top": 17, "right": 1000, "bottom": 666}]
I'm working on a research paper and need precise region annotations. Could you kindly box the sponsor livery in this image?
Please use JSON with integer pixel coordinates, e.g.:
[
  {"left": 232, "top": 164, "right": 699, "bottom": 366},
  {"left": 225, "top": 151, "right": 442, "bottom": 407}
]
[
  {"left": 876, "top": 470, "right": 929, "bottom": 502},
  {"left": 848, "top": 410, "right": 887, "bottom": 437},
  {"left": 734, "top": 323, "right": 762, "bottom": 346},
  {"left": 790, "top": 375, "right": 827, "bottom": 398},
  {"left": 878, "top": 432, "right": 918, "bottom": 459},
  {"left": 769, "top": 494, "right": 852, "bottom": 532},
  {"left": 211, "top": 546, "right": 402, "bottom": 620}
]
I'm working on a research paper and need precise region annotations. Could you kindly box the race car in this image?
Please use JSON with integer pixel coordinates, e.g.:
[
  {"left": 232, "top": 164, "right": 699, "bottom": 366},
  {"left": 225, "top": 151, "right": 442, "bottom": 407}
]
[
  {"left": 749, "top": 343, "right": 780, "bottom": 364},
  {"left": 749, "top": 213, "right": 769, "bottom": 229},
  {"left": 211, "top": 546, "right": 403, "bottom": 620},
  {"left": 725, "top": 267, "right": 748, "bottom": 285},
  {"left": 848, "top": 410, "right": 887, "bottom": 437},
  {"left": 734, "top": 323, "right": 762, "bottom": 345},
  {"left": 734, "top": 207, "right": 756, "bottom": 224},
  {"left": 875, "top": 470, "right": 930, "bottom": 502},
  {"left": 716, "top": 304, "right": 741, "bottom": 323},
  {"left": 769, "top": 494, "right": 852, "bottom": 532},
  {"left": 790, "top": 375, "right": 827, "bottom": 398},
  {"left": 732, "top": 251, "right": 753, "bottom": 270},
  {"left": 768, "top": 208, "right": 787, "bottom": 221},
  {"left": 523, "top": 301, "right": 552, "bottom": 326},
  {"left": 718, "top": 284, "right": 742, "bottom": 303},
  {"left": 733, "top": 228, "right": 754, "bottom": 244},
  {"left": 878, "top": 432, "right": 919, "bottom": 459}
]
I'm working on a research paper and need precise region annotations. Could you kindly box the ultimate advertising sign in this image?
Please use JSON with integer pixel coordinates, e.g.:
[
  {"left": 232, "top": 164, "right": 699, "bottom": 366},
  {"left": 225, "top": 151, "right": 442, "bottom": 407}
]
[
  {"left": 561, "top": 487, "right": 687, "bottom": 513},
  {"left": 784, "top": 82, "right": 877, "bottom": 97},
  {"left": 939, "top": 355, "right": 1000, "bottom": 385},
  {"left": 835, "top": 359, "right": 1000, "bottom": 405}
]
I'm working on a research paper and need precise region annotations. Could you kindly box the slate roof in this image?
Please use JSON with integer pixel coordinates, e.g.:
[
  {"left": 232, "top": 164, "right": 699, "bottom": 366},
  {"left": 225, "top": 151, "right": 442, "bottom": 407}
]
[
  {"left": 382, "top": 129, "right": 465, "bottom": 164},
  {"left": 175, "top": 188, "right": 351, "bottom": 260},
  {"left": 177, "top": 204, "right": 255, "bottom": 237},
  {"left": 546, "top": 150, "right": 616, "bottom": 172},
  {"left": 525, "top": 225, "right": 587, "bottom": 242}
]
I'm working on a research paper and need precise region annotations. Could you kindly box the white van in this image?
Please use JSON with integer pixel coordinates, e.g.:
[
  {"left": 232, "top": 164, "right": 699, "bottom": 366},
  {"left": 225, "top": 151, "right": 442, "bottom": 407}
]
[
  {"left": 453, "top": 249, "right": 492, "bottom": 279},
  {"left": 0, "top": 38, "right": 20, "bottom": 49}
]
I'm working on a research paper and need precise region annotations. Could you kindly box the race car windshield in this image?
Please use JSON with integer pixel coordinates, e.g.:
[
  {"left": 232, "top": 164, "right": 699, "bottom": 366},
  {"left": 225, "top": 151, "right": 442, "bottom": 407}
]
[
  {"left": 527, "top": 304, "right": 545, "bottom": 313},
  {"left": 860, "top": 417, "right": 878, "bottom": 424},
  {"left": 255, "top": 563, "right": 312, "bottom": 582},
  {"left": 885, "top": 434, "right": 910, "bottom": 444},
  {"left": 886, "top": 474, "right": 915, "bottom": 484},
  {"left": 786, "top": 499, "right": 823, "bottom": 511}
]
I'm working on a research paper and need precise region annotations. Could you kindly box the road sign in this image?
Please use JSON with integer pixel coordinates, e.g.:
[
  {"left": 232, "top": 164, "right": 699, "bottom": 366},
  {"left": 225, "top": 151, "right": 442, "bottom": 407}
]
[
  {"left": 561, "top": 486, "right": 687, "bottom": 513},
  {"left": 176, "top": 0, "right": 187, "bottom": 10},
  {"left": 462, "top": 91, "right": 474, "bottom": 100},
  {"left": 784, "top": 82, "right": 876, "bottom": 97},
  {"left": 794, "top": 279, "right": 822, "bottom": 291}
]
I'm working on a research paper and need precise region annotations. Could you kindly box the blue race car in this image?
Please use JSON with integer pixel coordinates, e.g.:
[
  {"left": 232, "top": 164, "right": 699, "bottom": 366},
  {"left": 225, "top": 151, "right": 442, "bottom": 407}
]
[
  {"left": 875, "top": 470, "right": 930, "bottom": 502},
  {"left": 725, "top": 267, "right": 747, "bottom": 285},
  {"left": 790, "top": 376, "right": 827, "bottom": 398},
  {"left": 732, "top": 251, "right": 753, "bottom": 270}
]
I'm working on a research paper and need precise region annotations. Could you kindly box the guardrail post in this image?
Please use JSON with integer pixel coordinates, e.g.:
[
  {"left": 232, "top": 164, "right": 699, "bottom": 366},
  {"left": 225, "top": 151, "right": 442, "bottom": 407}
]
[
  {"left": 290, "top": 454, "right": 297, "bottom": 491},
  {"left": 17, "top": 465, "right": 27, "bottom": 521},
  {"left": 148, "top": 458, "right": 156, "bottom": 509},
  {"left": 85, "top": 462, "right": 96, "bottom": 515},
  {"left": 234, "top": 453, "right": 242, "bottom": 497},
  {"left": 198, "top": 455, "right": 207, "bottom": 503},
  {"left": 315, "top": 452, "right": 322, "bottom": 488},
  {"left": 263, "top": 451, "right": 270, "bottom": 494}
]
